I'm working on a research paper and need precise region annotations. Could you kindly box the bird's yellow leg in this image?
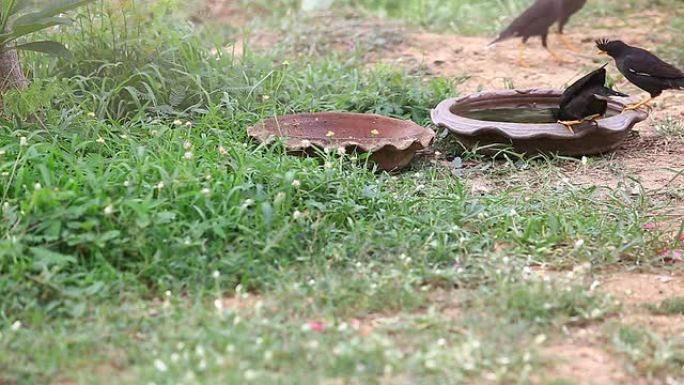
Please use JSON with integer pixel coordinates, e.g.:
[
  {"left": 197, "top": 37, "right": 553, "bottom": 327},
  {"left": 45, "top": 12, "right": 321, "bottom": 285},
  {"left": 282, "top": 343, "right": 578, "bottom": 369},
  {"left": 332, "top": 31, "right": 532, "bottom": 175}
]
[
  {"left": 547, "top": 47, "right": 569, "bottom": 64},
  {"left": 517, "top": 42, "right": 529, "bottom": 67},
  {"left": 623, "top": 97, "right": 654, "bottom": 111},
  {"left": 558, "top": 34, "right": 581, "bottom": 53},
  {"left": 557, "top": 120, "right": 582, "bottom": 134},
  {"left": 585, "top": 113, "right": 602, "bottom": 123}
]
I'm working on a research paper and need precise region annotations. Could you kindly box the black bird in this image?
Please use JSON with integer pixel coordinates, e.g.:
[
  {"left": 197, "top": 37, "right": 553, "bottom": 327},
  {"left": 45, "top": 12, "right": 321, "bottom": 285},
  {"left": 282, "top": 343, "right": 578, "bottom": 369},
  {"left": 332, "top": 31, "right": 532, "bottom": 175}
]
[
  {"left": 596, "top": 39, "right": 684, "bottom": 111},
  {"left": 489, "top": 0, "right": 587, "bottom": 65},
  {"left": 555, "top": 64, "right": 629, "bottom": 133}
]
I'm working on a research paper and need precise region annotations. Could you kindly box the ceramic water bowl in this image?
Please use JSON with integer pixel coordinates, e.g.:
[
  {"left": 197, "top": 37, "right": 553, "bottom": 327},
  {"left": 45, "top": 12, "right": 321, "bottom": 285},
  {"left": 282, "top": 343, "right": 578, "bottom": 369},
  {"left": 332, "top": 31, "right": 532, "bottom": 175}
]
[
  {"left": 248, "top": 112, "right": 434, "bottom": 171},
  {"left": 431, "top": 89, "right": 649, "bottom": 156}
]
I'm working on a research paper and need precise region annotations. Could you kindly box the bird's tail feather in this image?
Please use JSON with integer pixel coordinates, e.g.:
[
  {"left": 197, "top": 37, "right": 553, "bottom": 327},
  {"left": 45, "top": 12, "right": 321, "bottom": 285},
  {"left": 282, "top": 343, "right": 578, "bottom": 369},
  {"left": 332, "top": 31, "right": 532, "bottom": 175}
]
[
  {"left": 605, "top": 88, "right": 629, "bottom": 98},
  {"left": 594, "top": 88, "right": 629, "bottom": 99},
  {"left": 670, "top": 78, "right": 684, "bottom": 90}
]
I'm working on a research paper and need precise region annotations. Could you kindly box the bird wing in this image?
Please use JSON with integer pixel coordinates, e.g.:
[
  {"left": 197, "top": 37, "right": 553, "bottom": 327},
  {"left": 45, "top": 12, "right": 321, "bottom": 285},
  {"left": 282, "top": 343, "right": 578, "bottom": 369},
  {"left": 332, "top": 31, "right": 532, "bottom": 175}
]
[
  {"left": 560, "top": 65, "right": 607, "bottom": 107},
  {"left": 623, "top": 49, "right": 684, "bottom": 79},
  {"left": 490, "top": 0, "right": 559, "bottom": 44}
]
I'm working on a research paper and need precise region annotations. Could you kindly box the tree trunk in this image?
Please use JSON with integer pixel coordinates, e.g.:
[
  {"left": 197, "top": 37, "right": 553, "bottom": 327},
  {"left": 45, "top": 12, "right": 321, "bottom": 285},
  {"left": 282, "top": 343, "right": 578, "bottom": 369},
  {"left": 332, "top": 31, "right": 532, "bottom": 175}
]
[{"left": 0, "top": 47, "right": 29, "bottom": 97}]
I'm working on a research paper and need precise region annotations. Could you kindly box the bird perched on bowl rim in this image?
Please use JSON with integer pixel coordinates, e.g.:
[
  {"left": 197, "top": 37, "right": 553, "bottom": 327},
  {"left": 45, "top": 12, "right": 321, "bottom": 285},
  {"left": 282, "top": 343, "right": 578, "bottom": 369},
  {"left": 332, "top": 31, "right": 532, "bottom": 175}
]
[
  {"left": 489, "top": 0, "right": 588, "bottom": 66},
  {"left": 555, "top": 63, "right": 629, "bottom": 134},
  {"left": 596, "top": 39, "right": 684, "bottom": 111}
]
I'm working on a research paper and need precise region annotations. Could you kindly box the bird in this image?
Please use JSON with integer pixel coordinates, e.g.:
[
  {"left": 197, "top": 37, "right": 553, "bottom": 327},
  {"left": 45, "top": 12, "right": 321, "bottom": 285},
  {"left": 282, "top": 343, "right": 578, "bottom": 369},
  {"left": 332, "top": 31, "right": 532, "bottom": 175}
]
[
  {"left": 555, "top": 63, "right": 629, "bottom": 133},
  {"left": 489, "top": 0, "right": 588, "bottom": 66},
  {"left": 596, "top": 39, "right": 684, "bottom": 111}
]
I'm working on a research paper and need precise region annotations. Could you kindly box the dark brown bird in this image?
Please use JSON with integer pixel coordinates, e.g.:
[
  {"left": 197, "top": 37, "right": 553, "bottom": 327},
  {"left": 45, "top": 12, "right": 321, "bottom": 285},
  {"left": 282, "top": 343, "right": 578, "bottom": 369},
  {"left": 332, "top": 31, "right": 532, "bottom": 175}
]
[
  {"left": 555, "top": 64, "right": 629, "bottom": 133},
  {"left": 489, "top": 0, "right": 587, "bottom": 65},
  {"left": 596, "top": 39, "right": 684, "bottom": 111}
]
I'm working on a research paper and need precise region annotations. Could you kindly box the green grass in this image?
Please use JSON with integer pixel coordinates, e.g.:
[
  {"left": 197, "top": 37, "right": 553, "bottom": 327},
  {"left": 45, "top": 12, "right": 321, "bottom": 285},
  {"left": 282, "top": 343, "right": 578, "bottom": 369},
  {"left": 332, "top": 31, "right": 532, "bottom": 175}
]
[
  {"left": 1, "top": 0, "right": 683, "bottom": 384},
  {"left": 611, "top": 325, "right": 684, "bottom": 378},
  {"left": 647, "top": 297, "right": 684, "bottom": 316}
]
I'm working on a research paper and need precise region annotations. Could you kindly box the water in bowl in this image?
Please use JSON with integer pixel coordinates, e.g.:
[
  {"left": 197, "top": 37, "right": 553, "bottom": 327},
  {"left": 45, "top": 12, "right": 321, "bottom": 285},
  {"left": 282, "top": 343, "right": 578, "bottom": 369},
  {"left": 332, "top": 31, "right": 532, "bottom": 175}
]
[{"left": 459, "top": 107, "right": 618, "bottom": 124}]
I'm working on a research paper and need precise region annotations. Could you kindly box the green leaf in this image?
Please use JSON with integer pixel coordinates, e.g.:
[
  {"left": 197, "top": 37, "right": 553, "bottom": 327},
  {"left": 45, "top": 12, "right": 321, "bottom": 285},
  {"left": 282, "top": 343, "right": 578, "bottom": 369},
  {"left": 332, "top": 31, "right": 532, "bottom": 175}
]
[
  {"left": 13, "top": 0, "right": 94, "bottom": 27},
  {"left": 31, "top": 247, "right": 77, "bottom": 268},
  {"left": 0, "top": 17, "right": 72, "bottom": 45},
  {"left": 12, "top": 15, "right": 72, "bottom": 29},
  {"left": 15, "top": 40, "right": 72, "bottom": 58}
]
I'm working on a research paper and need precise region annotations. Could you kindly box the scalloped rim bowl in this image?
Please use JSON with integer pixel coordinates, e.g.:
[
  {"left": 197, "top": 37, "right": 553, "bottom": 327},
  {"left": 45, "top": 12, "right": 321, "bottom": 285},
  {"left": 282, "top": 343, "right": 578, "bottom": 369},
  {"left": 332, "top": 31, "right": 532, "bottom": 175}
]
[
  {"left": 247, "top": 112, "right": 435, "bottom": 171},
  {"left": 431, "top": 89, "right": 649, "bottom": 156}
]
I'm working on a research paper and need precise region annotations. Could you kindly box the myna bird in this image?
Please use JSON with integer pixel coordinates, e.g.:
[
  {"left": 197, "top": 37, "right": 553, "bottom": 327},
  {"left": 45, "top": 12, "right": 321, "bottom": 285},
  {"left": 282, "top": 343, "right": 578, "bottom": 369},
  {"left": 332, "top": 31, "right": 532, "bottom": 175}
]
[
  {"left": 556, "top": 64, "right": 629, "bottom": 133},
  {"left": 489, "top": 0, "right": 587, "bottom": 65},
  {"left": 596, "top": 39, "right": 684, "bottom": 111}
]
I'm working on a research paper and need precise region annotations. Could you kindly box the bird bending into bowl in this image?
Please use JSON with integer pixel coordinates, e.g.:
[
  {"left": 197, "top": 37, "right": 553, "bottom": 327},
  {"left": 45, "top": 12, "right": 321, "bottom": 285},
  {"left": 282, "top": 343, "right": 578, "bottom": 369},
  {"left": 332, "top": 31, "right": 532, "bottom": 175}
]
[
  {"left": 489, "top": 0, "right": 587, "bottom": 66},
  {"left": 555, "top": 64, "right": 629, "bottom": 134},
  {"left": 596, "top": 39, "right": 684, "bottom": 112}
]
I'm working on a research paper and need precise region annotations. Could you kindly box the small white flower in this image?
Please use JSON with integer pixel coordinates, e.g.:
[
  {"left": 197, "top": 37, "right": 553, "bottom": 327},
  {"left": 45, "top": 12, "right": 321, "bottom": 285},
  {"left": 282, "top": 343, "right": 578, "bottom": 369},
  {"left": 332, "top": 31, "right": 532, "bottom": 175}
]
[
  {"left": 184, "top": 151, "right": 193, "bottom": 160},
  {"left": 185, "top": 121, "right": 193, "bottom": 128},
  {"left": 213, "top": 299, "right": 223, "bottom": 311},
  {"left": 184, "top": 141, "right": 192, "bottom": 150},
  {"left": 150, "top": 130, "right": 159, "bottom": 136},
  {"left": 104, "top": 205, "right": 114, "bottom": 215},
  {"left": 274, "top": 192, "right": 286, "bottom": 204},
  {"left": 87, "top": 112, "right": 96, "bottom": 118},
  {"left": 156, "top": 181, "right": 165, "bottom": 190},
  {"left": 415, "top": 184, "right": 425, "bottom": 191},
  {"left": 170, "top": 353, "right": 180, "bottom": 363},
  {"left": 124, "top": 180, "right": 130, "bottom": 187},
  {"left": 96, "top": 137, "right": 105, "bottom": 144},
  {"left": 325, "top": 131, "right": 335, "bottom": 138},
  {"left": 264, "top": 350, "right": 273, "bottom": 362},
  {"left": 11, "top": 321, "right": 22, "bottom": 331},
  {"left": 262, "top": 95, "right": 270, "bottom": 101},
  {"left": 34, "top": 183, "right": 42, "bottom": 191},
  {"left": 291, "top": 179, "right": 301, "bottom": 188},
  {"left": 19, "top": 137, "right": 27, "bottom": 146},
  {"left": 581, "top": 156, "right": 588, "bottom": 165},
  {"left": 437, "top": 338, "right": 447, "bottom": 347},
  {"left": 153, "top": 359, "right": 168, "bottom": 372},
  {"left": 1, "top": 172, "right": 8, "bottom": 177},
  {"left": 165, "top": 290, "right": 172, "bottom": 297},
  {"left": 120, "top": 134, "right": 128, "bottom": 139},
  {"left": 244, "top": 369, "right": 258, "bottom": 380},
  {"left": 219, "top": 146, "right": 228, "bottom": 156},
  {"left": 212, "top": 270, "right": 220, "bottom": 279},
  {"left": 337, "top": 147, "right": 346, "bottom": 156},
  {"left": 173, "top": 119, "right": 183, "bottom": 126},
  {"left": 0, "top": 150, "right": 6, "bottom": 156},
  {"left": 201, "top": 188, "right": 211, "bottom": 195},
  {"left": 242, "top": 199, "right": 254, "bottom": 208},
  {"left": 434, "top": 151, "right": 442, "bottom": 157},
  {"left": 575, "top": 239, "right": 585, "bottom": 248},
  {"left": 293, "top": 210, "right": 304, "bottom": 220}
]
